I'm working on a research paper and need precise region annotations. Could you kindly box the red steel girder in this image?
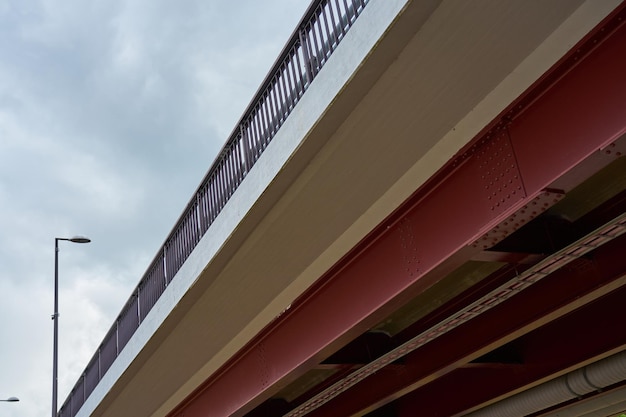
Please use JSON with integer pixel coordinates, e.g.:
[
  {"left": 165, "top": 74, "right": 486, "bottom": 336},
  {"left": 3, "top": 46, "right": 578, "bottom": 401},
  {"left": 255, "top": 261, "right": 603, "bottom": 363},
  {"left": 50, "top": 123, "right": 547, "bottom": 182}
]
[
  {"left": 168, "top": 7, "right": 626, "bottom": 417},
  {"left": 302, "top": 230, "right": 626, "bottom": 417},
  {"left": 396, "top": 284, "right": 626, "bottom": 417}
]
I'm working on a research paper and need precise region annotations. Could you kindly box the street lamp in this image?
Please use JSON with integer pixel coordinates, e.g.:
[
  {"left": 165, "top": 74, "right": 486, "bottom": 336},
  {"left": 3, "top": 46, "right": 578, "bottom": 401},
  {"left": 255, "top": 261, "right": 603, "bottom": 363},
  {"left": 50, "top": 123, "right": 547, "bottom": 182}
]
[
  {"left": 0, "top": 397, "right": 19, "bottom": 402},
  {"left": 52, "top": 236, "right": 90, "bottom": 417}
]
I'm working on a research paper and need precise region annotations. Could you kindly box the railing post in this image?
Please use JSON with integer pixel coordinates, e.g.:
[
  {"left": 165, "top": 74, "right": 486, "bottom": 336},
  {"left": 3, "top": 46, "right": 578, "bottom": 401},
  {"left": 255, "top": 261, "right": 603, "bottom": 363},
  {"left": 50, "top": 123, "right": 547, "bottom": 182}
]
[
  {"left": 115, "top": 320, "right": 119, "bottom": 356},
  {"left": 163, "top": 246, "right": 169, "bottom": 286},
  {"left": 137, "top": 288, "right": 142, "bottom": 324},
  {"left": 240, "top": 125, "right": 251, "bottom": 175},
  {"left": 195, "top": 193, "right": 202, "bottom": 239},
  {"left": 299, "top": 29, "right": 314, "bottom": 84}
]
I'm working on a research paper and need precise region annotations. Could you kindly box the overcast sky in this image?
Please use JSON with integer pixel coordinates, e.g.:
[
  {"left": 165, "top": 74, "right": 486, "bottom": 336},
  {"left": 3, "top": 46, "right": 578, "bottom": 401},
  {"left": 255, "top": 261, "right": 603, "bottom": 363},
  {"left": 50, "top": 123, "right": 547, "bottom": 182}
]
[{"left": 0, "top": 1, "right": 310, "bottom": 416}]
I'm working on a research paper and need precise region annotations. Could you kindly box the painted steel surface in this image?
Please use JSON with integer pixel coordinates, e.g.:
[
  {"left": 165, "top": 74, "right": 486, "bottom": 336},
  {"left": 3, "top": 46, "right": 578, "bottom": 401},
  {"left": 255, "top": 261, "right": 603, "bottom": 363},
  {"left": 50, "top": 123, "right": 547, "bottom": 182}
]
[
  {"left": 304, "top": 222, "right": 626, "bottom": 416},
  {"left": 166, "top": 7, "right": 626, "bottom": 416}
]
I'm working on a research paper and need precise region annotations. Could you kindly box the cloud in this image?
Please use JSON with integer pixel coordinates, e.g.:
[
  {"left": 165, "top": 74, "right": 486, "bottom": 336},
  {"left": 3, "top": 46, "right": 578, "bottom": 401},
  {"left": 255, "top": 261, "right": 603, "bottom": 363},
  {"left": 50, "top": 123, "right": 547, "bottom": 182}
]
[{"left": 0, "top": 1, "right": 310, "bottom": 416}]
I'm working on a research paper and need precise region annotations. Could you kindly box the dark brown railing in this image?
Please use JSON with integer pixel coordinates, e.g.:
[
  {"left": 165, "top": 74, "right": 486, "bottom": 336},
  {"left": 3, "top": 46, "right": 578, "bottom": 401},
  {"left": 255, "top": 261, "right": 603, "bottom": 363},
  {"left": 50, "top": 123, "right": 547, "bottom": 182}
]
[{"left": 58, "top": 1, "right": 369, "bottom": 416}]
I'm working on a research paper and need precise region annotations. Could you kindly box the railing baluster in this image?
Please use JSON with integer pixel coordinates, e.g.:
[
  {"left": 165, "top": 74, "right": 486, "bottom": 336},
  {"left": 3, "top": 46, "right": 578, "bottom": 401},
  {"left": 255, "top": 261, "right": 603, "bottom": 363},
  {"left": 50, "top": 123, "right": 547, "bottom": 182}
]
[
  {"left": 216, "top": 161, "right": 224, "bottom": 210},
  {"left": 331, "top": 0, "right": 344, "bottom": 37},
  {"left": 285, "top": 56, "right": 296, "bottom": 109},
  {"left": 261, "top": 95, "right": 270, "bottom": 144},
  {"left": 270, "top": 79, "right": 280, "bottom": 131},
  {"left": 268, "top": 79, "right": 278, "bottom": 130},
  {"left": 307, "top": 24, "right": 318, "bottom": 76},
  {"left": 299, "top": 28, "right": 314, "bottom": 84},
  {"left": 227, "top": 148, "right": 235, "bottom": 196},
  {"left": 277, "top": 66, "right": 287, "bottom": 118},
  {"left": 321, "top": 4, "right": 334, "bottom": 51}
]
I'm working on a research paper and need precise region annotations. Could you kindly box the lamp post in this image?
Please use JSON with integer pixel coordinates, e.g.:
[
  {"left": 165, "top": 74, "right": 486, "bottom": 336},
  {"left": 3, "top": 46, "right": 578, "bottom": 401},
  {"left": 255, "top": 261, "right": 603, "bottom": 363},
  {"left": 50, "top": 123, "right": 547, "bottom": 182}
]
[
  {"left": 52, "top": 236, "right": 90, "bottom": 417},
  {"left": 0, "top": 397, "right": 19, "bottom": 402}
]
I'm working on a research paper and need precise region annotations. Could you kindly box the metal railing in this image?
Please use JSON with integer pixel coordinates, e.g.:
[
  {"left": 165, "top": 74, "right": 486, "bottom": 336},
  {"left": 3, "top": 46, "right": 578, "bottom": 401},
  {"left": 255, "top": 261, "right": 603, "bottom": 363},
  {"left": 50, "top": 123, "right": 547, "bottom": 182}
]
[{"left": 58, "top": 1, "right": 369, "bottom": 416}]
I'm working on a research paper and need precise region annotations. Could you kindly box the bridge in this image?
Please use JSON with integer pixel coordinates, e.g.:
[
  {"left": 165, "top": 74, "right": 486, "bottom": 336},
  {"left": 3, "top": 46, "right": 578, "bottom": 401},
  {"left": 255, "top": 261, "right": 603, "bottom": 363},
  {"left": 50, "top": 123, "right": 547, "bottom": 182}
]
[{"left": 59, "top": 0, "right": 626, "bottom": 416}]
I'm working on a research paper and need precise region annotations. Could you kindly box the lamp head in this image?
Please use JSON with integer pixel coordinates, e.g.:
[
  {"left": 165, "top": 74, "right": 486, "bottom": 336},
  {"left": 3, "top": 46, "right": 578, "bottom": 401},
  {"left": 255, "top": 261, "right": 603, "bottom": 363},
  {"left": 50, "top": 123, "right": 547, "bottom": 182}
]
[
  {"left": 69, "top": 236, "right": 91, "bottom": 244},
  {"left": 2, "top": 397, "right": 19, "bottom": 402}
]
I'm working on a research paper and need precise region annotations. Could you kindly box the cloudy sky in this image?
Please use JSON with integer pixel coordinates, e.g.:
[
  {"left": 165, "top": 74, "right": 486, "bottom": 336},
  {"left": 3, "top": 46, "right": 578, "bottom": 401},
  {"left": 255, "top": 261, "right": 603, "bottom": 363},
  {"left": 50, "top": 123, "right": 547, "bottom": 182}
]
[{"left": 0, "top": 1, "right": 310, "bottom": 416}]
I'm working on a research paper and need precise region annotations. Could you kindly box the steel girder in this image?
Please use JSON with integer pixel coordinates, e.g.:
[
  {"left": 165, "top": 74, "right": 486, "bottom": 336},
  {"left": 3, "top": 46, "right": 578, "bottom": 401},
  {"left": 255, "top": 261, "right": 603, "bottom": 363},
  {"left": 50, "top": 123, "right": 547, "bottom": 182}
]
[
  {"left": 303, "top": 231, "right": 626, "bottom": 416},
  {"left": 168, "top": 6, "right": 626, "bottom": 417}
]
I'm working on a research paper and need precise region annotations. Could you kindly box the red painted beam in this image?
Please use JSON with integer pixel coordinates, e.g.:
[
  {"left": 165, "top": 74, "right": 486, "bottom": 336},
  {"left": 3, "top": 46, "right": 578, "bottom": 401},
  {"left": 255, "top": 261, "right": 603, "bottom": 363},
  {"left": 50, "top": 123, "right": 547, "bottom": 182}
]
[
  {"left": 509, "top": 14, "right": 626, "bottom": 195},
  {"left": 397, "top": 284, "right": 626, "bottom": 417},
  {"left": 302, "top": 232, "right": 626, "bottom": 417},
  {"left": 169, "top": 7, "right": 626, "bottom": 417}
]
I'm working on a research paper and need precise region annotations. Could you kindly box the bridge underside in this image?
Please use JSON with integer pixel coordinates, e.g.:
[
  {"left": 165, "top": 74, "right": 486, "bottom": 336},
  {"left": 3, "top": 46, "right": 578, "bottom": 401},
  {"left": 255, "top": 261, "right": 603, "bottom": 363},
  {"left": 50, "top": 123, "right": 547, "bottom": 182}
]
[
  {"left": 172, "top": 3, "right": 626, "bottom": 417},
  {"left": 82, "top": 1, "right": 626, "bottom": 417}
]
